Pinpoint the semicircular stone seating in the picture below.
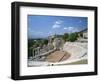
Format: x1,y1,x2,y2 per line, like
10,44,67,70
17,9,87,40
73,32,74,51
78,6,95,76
49,42,87,65
63,42,87,60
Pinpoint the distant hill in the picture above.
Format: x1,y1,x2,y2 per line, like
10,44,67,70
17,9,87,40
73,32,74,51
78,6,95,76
78,28,87,33
48,34,63,39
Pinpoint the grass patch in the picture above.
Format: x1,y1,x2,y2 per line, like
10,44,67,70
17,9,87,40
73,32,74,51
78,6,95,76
54,59,88,66
65,59,88,65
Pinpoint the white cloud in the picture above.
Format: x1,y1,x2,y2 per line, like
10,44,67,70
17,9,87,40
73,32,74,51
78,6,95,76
63,27,74,31
52,20,63,29
64,27,68,29
55,20,63,24
63,26,79,33
68,27,74,31
52,24,60,29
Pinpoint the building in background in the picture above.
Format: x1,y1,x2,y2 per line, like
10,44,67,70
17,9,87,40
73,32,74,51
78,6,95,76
77,28,88,42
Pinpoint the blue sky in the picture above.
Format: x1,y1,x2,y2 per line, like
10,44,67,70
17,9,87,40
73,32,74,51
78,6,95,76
28,15,87,39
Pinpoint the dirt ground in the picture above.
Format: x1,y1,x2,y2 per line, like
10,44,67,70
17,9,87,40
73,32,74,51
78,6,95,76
45,50,70,63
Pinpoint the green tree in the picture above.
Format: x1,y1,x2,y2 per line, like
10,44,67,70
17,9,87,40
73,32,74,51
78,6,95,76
68,33,78,42
62,33,69,42
28,40,36,48
43,39,48,45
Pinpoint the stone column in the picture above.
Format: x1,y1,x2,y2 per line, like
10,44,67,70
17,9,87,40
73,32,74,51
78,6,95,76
32,49,35,58
34,49,37,56
37,47,40,56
